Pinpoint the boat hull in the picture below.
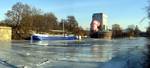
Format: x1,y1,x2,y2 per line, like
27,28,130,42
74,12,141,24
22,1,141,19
31,35,78,40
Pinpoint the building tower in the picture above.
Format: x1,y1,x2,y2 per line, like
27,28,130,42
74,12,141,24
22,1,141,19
90,13,108,32
90,13,112,38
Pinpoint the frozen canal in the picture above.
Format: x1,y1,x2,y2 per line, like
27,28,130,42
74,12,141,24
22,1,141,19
0,37,150,68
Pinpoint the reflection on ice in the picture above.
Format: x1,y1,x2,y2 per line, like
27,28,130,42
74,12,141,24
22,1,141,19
30,39,113,62
30,40,91,46
57,46,113,63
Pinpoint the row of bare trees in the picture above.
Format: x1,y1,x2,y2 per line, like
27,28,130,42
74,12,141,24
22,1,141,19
0,2,87,40
112,24,141,38
112,0,150,38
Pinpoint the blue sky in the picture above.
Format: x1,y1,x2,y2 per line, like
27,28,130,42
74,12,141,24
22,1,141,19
0,0,149,31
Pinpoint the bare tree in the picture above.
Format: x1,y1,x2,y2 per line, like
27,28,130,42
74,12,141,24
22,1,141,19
66,16,78,33
5,2,31,27
112,24,123,38
147,0,150,36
